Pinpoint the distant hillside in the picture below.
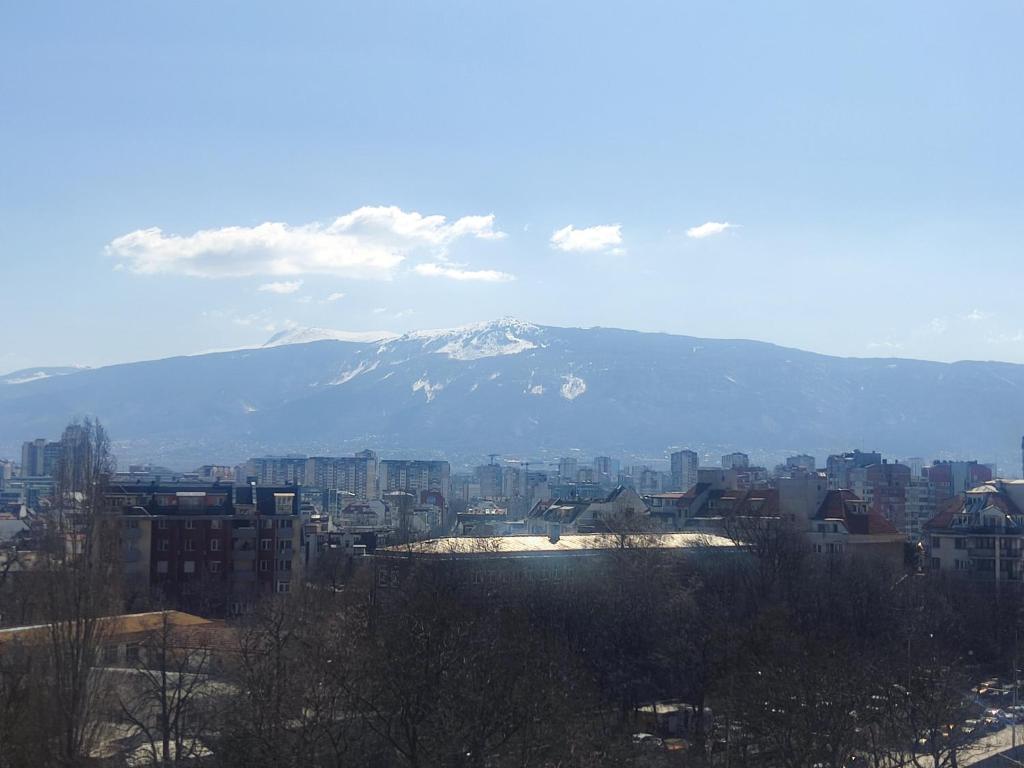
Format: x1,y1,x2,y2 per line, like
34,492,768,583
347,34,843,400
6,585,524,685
0,319,1020,471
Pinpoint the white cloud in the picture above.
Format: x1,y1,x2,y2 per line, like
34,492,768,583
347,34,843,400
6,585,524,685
108,205,506,280
550,224,623,253
325,292,346,302
413,263,515,282
686,221,736,239
257,280,303,294
986,330,1024,345
962,309,993,322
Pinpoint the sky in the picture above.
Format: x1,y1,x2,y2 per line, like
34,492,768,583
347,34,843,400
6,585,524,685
2,1,1024,371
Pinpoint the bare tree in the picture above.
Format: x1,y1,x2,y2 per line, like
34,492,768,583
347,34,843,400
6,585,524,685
35,418,122,766
117,611,216,765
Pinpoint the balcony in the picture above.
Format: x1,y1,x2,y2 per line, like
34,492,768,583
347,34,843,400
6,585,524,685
233,549,256,562
969,548,1022,560
232,526,257,537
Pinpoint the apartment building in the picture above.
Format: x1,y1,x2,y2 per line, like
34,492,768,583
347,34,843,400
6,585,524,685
305,451,378,500
670,450,699,492
380,459,450,501
926,480,1024,583
108,482,305,615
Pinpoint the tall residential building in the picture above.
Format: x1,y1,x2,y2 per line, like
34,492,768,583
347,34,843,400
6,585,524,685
593,457,618,487
904,457,925,478
475,462,503,499
20,439,46,477
106,483,305,615
670,450,699,491
924,460,993,503
785,454,816,473
721,452,749,470
245,456,308,486
557,457,579,482
0,459,14,486
849,461,912,535
905,477,937,541
380,460,451,501
305,451,378,500
826,450,882,490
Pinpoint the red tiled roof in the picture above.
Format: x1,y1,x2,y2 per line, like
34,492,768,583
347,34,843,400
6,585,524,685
847,512,900,535
813,489,861,521
815,490,900,536
924,495,965,531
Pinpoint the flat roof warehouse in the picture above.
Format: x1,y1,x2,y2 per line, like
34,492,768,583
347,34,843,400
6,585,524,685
377,532,737,559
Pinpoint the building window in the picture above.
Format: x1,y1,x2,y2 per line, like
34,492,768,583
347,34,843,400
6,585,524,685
185,520,195,530
183,561,195,574
278,540,292,552
157,519,168,530
209,561,222,573
259,560,270,572
278,559,292,571
156,560,168,574
930,537,941,549
158,539,169,552
211,519,222,529
262,519,273,529
260,539,272,551
276,581,290,594
278,519,293,530
930,557,941,570
184,540,196,552
210,539,221,552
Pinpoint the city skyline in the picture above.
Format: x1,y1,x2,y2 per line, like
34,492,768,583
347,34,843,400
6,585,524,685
4,2,1024,370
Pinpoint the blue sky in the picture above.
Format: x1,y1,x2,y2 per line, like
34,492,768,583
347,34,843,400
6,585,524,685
2,1,1023,371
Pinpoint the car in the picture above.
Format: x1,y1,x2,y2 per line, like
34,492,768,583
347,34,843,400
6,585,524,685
632,733,664,750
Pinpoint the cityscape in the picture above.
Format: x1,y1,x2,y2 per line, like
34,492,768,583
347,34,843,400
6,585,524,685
3,419,1024,764
4,0,1024,765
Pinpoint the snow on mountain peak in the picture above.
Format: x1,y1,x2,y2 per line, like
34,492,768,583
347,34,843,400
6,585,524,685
263,327,398,348
399,318,543,361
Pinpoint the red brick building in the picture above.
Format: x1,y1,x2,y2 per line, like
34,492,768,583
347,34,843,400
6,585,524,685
108,482,304,616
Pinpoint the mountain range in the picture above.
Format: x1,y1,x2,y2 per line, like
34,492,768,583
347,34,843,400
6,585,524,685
1,318,1022,472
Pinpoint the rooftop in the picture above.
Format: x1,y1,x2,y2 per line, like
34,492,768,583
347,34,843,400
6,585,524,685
379,532,736,557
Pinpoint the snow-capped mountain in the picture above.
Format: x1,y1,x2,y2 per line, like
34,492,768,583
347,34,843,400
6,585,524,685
262,327,398,347
396,318,544,361
0,318,1022,470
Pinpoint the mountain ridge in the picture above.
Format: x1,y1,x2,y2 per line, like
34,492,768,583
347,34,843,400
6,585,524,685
0,318,1020,471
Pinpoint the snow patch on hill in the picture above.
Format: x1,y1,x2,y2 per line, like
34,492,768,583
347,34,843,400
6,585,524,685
330,360,380,386
412,377,444,402
2,366,88,385
560,374,586,400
